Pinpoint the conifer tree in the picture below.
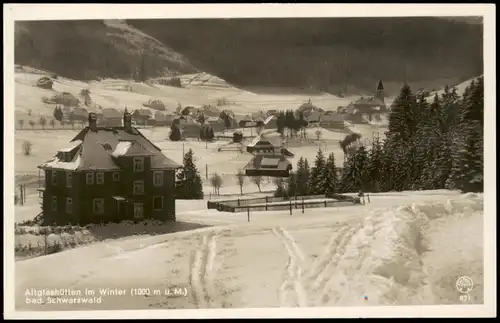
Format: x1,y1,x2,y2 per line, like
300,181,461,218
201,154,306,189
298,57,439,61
175,149,204,199
386,83,418,142
340,146,369,193
366,135,384,192
287,172,298,197
309,149,327,194
446,77,483,192
295,157,309,196
322,153,338,195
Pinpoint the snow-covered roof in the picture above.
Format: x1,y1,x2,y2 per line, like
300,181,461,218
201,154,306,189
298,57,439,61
111,141,132,157
40,155,83,171
38,125,182,171
58,140,82,153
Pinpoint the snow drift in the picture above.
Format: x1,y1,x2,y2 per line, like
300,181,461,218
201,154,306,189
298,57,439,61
307,193,483,306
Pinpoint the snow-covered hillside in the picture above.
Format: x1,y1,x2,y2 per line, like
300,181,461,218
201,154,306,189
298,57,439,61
15,191,484,310
428,75,483,98
14,68,354,123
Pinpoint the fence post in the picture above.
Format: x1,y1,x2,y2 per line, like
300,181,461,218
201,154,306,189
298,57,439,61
367,194,371,204
324,200,327,207
302,197,305,214
247,208,250,222
289,200,292,215
206,164,208,180
237,198,240,207
24,185,26,204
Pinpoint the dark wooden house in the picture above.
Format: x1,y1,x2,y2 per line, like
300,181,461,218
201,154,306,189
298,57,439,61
37,112,182,225
244,136,292,177
243,154,292,178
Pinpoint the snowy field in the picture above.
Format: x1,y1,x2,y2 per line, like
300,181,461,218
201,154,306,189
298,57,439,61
15,190,484,310
14,69,360,122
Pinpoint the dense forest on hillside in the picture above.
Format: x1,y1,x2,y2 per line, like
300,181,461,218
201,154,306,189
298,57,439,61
130,17,483,94
278,76,484,198
15,17,482,95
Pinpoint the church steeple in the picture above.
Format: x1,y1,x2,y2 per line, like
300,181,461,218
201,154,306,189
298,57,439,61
375,80,385,103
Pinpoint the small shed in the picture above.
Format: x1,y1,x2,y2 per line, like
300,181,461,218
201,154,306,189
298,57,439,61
36,77,54,90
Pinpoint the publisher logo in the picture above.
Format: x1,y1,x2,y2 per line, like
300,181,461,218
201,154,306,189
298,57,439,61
456,276,474,294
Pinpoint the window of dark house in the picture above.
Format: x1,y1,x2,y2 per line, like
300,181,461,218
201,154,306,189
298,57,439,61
153,196,163,210
133,203,144,220
93,198,104,215
51,171,57,186
86,172,94,185
133,157,144,172
133,180,145,195
96,172,105,185
66,172,72,188
153,171,163,186
66,197,73,214
51,196,58,211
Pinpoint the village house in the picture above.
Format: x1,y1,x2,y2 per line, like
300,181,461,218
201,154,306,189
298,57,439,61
263,115,278,130
202,105,221,118
244,137,292,177
266,109,278,117
68,107,89,124
181,120,202,139
154,112,170,127
99,108,122,127
304,110,322,124
319,111,345,130
144,99,166,112
173,115,187,127
37,112,182,225
345,80,389,124
205,116,225,133
132,109,153,125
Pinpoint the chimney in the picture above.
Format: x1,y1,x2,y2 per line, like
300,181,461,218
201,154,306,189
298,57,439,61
88,113,97,131
123,112,132,131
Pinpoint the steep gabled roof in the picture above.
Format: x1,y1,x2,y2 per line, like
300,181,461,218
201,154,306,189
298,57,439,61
243,154,291,171
377,80,384,91
39,126,182,171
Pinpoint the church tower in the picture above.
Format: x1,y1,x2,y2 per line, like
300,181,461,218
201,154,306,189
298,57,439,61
375,80,385,104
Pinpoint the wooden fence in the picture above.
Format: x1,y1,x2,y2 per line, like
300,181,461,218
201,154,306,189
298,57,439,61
207,193,360,213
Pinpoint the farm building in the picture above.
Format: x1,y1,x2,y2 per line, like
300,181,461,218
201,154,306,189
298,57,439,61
246,136,283,154
36,76,53,90
173,115,187,126
154,112,171,126
244,152,292,178
297,99,324,116
319,111,345,130
99,108,122,127
345,80,389,124
263,115,278,129
144,99,166,112
132,109,153,125
46,92,80,107
205,116,225,133
202,105,221,118
305,111,322,124
181,121,202,139
37,112,182,225
266,109,278,117
68,107,89,124
181,106,198,116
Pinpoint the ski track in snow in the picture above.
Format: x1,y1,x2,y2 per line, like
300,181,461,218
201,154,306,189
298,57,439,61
188,231,219,308
272,227,308,307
